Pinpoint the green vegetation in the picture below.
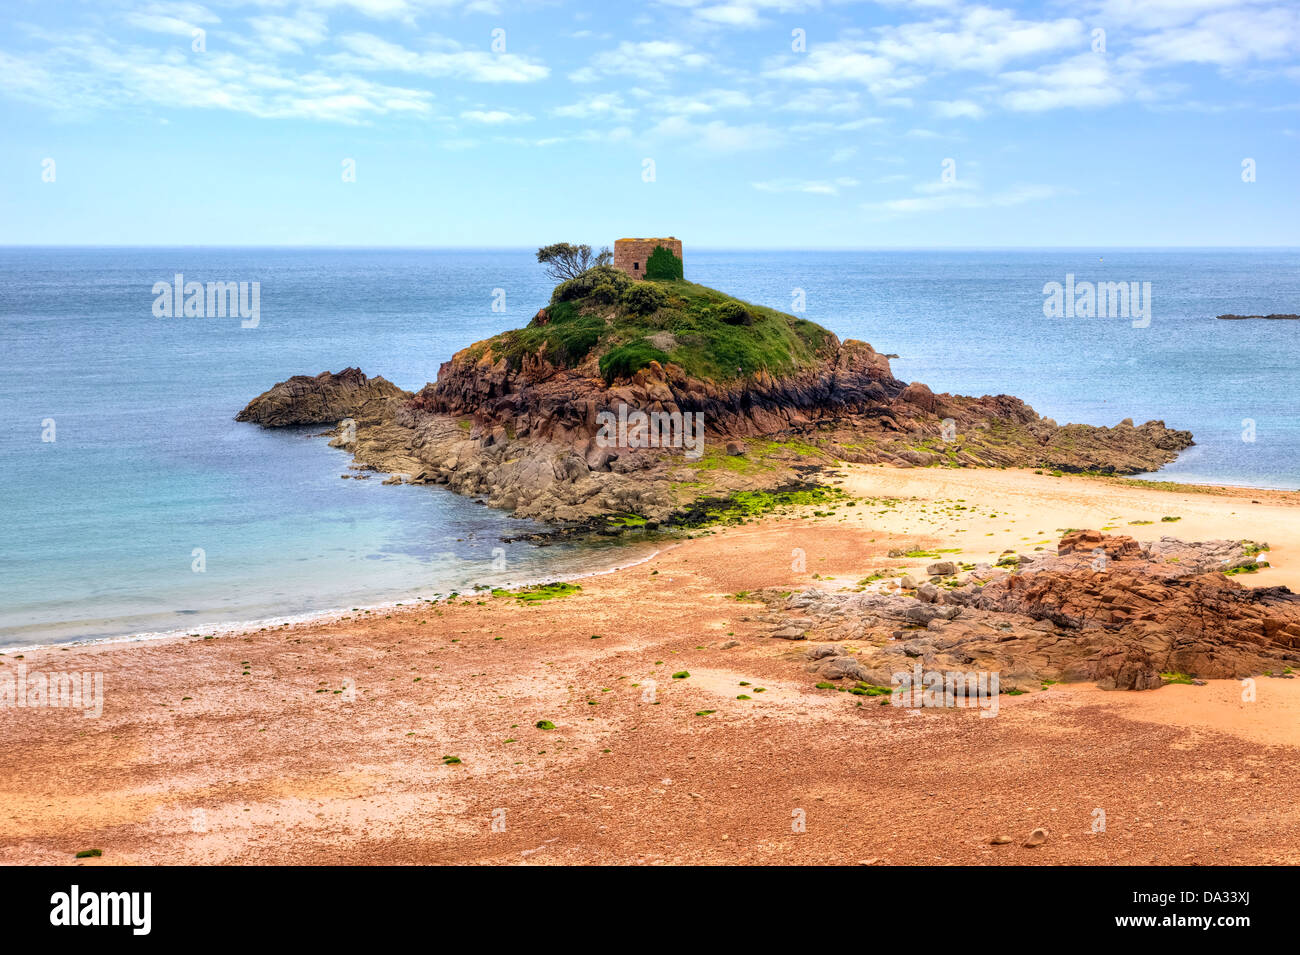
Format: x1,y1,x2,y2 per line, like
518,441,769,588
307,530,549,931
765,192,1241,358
672,671,690,679
644,244,684,280
712,300,752,326
1161,672,1195,685
599,339,670,382
468,269,835,384
535,720,556,730
536,242,612,281
75,848,103,858
605,513,647,528
620,282,668,316
492,582,581,604
677,485,847,528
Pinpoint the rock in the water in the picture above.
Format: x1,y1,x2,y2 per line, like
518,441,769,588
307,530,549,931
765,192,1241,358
236,368,408,427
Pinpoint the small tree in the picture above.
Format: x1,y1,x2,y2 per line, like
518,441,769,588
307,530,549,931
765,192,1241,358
536,243,612,281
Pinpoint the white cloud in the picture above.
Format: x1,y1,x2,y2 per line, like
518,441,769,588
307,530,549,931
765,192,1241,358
753,176,860,195
125,1,220,36
649,114,781,151
765,7,1085,96
999,53,1127,111
0,34,435,123
1123,7,1300,68
461,107,532,123
327,33,549,82
244,11,330,55
932,98,984,118
864,182,1062,216
552,92,634,120
570,40,709,83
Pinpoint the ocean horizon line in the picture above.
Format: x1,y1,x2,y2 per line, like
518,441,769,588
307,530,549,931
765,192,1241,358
3,244,1299,253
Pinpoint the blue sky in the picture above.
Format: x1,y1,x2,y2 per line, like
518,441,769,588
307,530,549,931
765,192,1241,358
2,0,1298,247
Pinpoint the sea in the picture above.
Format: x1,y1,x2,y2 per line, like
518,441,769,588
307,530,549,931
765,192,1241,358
2,247,1297,647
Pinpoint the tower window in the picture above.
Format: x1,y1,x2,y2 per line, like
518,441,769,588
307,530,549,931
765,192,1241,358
633,261,639,270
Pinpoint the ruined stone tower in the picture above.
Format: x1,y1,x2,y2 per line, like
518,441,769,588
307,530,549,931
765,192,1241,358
613,237,683,281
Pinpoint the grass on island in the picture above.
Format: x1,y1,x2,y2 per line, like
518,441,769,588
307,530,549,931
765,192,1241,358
459,266,835,385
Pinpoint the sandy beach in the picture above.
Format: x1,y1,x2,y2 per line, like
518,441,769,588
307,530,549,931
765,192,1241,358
4,466,1299,866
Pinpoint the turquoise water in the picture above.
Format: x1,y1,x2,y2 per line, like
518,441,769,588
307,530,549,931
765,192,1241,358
2,247,1297,646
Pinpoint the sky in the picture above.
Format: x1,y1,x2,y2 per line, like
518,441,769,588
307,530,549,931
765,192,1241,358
1,0,1298,248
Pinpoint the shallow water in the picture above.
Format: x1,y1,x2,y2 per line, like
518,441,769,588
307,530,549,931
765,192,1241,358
2,247,1296,646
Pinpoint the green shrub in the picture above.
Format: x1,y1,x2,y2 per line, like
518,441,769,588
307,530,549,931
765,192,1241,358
621,282,668,315
713,300,752,326
588,281,622,306
644,245,683,280
599,340,670,382
551,265,630,303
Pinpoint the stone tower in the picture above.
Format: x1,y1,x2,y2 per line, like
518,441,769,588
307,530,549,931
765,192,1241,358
613,237,683,281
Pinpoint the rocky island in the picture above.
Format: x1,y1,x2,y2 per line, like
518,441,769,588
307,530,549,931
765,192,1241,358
238,265,1193,532
229,263,1300,691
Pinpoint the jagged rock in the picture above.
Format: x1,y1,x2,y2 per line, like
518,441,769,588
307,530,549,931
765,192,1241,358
237,368,408,427
757,532,1300,690
927,561,958,577
817,656,872,681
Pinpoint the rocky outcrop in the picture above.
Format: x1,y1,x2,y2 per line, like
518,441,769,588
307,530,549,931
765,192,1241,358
410,337,904,445
236,368,409,428
767,532,1299,691
236,288,1192,526
408,335,1192,478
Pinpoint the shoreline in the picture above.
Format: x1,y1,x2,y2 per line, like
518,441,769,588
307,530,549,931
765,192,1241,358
4,464,1300,865
8,466,1297,656
1,539,675,657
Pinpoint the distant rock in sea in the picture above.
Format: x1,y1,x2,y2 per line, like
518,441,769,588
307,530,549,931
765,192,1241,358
1216,313,1300,320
